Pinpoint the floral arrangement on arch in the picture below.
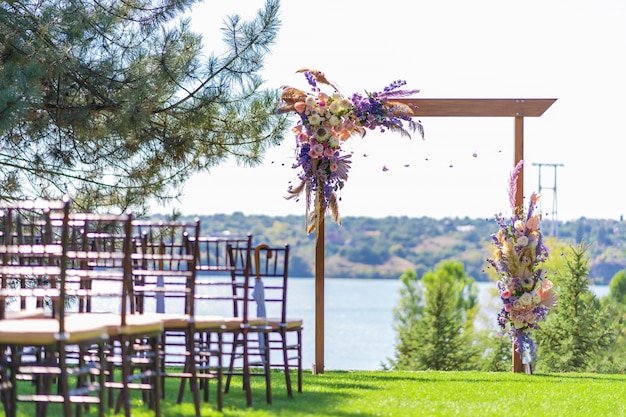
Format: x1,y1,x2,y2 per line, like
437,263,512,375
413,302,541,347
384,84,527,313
278,69,424,233
487,160,557,362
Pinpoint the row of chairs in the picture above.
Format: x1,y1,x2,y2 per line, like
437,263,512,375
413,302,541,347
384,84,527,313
0,198,303,417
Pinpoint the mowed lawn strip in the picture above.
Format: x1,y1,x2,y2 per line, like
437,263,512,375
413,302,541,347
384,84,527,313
2,370,625,416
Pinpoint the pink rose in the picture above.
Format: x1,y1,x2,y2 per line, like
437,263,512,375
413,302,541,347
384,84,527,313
526,215,540,231
308,143,324,158
294,101,306,113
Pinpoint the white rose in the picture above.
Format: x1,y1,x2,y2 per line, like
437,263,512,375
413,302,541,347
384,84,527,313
308,113,322,125
305,96,317,107
519,292,533,307
328,101,341,114
328,115,341,126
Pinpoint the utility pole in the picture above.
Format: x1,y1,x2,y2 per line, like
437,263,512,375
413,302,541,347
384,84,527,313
532,163,564,237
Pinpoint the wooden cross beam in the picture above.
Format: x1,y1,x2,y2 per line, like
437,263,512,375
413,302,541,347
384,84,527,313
395,98,556,117
313,98,557,374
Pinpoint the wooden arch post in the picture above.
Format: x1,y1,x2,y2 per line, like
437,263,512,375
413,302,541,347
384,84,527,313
311,98,556,374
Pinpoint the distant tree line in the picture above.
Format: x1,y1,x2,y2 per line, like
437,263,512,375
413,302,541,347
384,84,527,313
158,213,626,284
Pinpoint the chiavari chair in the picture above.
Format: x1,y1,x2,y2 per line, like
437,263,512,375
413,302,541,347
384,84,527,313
251,244,302,397
131,219,226,415
0,199,108,417
190,234,273,406
62,211,164,417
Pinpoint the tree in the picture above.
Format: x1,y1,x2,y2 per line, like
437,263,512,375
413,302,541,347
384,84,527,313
536,242,613,372
390,261,478,370
0,0,287,212
609,270,626,304
386,269,422,369
593,270,626,373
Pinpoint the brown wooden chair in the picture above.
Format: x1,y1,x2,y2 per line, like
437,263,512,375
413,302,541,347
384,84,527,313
63,211,164,417
189,234,272,406
0,199,108,417
221,239,272,406
131,219,226,415
251,244,303,397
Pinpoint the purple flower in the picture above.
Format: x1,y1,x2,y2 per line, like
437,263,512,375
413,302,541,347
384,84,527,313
286,71,421,221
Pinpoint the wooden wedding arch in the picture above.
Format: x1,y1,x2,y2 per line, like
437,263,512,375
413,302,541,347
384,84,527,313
312,98,557,374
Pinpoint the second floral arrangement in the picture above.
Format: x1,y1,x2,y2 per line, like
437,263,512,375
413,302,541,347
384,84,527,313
487,160,557,363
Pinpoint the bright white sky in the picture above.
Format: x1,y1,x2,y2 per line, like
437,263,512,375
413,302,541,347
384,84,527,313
154,0,626,222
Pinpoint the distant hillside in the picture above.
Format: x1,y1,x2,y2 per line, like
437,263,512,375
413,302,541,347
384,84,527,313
152,213,626,285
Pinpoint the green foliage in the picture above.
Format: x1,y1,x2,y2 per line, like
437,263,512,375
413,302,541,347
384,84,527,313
392,269,423,338
536,242,614,372
593,270,626,373
0,0,287,213
5,370,626,417
474,329,512,372
608,270,626,304
390,261,478,371
538,237,570,288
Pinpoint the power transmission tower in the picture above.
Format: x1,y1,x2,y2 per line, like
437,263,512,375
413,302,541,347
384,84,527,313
532,163,564,237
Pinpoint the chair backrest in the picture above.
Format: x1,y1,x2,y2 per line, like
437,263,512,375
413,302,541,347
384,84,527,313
63,211,133,320
130,219,200,317
226,239,256,321
0,199,70,326
191,234,253,318
253,244,290,323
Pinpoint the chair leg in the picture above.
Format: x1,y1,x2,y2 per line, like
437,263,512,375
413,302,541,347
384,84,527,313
118,336,132,417
0,353,9,417
105,346,115,410
187,329,201,417
263,333,272,405
281,331,293,398
216,333,223,411
8,348,18,417
97,341,106,417
297,329,303,393
151,335,162,417
242,330,253,407
223,331,241,394
197,332,209,403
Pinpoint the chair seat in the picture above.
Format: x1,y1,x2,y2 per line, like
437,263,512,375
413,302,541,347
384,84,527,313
3,308,46,320
0,317,108,345
267,317,303,330
194,314,227,330
66,313,163,336
140,312,189,329
139,312,225,331
222,316,267,330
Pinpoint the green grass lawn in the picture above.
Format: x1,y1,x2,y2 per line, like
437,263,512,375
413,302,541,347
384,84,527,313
3,370,626,416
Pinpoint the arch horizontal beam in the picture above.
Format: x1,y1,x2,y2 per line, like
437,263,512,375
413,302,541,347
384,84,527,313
395,98,557,117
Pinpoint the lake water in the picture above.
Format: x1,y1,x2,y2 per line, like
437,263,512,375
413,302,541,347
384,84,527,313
76,276,609,371
287,278,610,371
